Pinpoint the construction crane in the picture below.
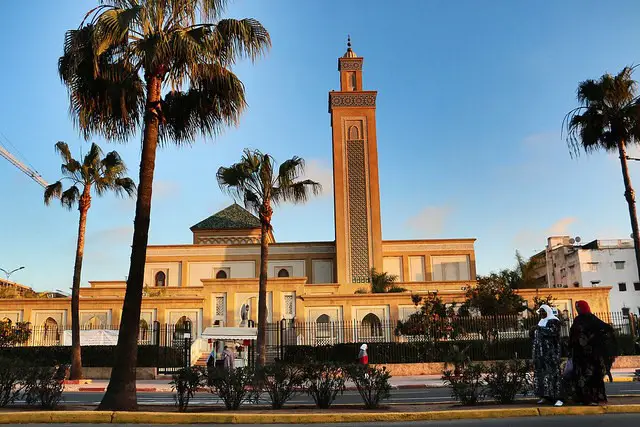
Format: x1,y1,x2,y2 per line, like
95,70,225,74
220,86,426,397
0,143,48,188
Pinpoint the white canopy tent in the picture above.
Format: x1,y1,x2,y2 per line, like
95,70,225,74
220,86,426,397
201,327,257,340
61,329,119,346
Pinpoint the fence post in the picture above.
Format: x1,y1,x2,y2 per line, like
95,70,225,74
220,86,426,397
279,319,286,362
184,320,192,368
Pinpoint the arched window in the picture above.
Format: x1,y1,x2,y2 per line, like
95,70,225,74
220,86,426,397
43,317,59,342
215,270,228,279
362,313,383,338
139,319,149,342
85,316,103,329
316,314,330,323
277,268,290,278
154,271,166,287
175,315,191,329
348,125,360,140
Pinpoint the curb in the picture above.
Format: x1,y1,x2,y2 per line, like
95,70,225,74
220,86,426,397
1,405,640,424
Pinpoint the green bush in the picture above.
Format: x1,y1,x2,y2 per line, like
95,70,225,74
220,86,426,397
344,364,392,409
284,339,534,364
0,358,23,407
207,367,255,410
0,345,184,367
171,367,204,412
303,363,346,409
255,363,305,409
484,360,533,404
442,362,485,405
22,366,65,409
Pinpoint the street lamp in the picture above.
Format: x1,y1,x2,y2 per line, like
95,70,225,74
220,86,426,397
0,266,25,281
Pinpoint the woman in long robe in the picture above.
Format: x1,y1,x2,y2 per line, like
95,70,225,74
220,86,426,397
531,304,562,405
567,300,617,405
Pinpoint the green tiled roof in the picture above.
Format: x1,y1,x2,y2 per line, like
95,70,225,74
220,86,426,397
190,204,261,230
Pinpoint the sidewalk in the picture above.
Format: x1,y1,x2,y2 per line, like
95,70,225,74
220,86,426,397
62,369,639,392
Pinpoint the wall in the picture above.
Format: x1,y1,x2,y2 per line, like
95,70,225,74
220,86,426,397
579,248,640,314
144,262,181,287
188,261,256,284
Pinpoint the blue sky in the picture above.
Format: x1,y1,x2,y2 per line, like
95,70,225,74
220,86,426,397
1,0,640,291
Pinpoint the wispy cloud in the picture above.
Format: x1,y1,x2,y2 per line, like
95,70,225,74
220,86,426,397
304,159,333,198
406,205,453,237
153,180,181,199
513,216,578,252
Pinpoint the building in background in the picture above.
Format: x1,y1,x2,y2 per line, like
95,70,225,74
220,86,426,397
531,236,640,314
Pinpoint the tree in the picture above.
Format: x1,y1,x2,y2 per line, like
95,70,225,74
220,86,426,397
44,141,135,380
217,149,321,366
0,320,31,347
368,268,407,293
58,1,270,410
395,293,460,340
461,271,527,316
565,67,640,280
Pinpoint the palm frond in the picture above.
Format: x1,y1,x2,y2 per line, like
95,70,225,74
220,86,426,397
209,18,271,65
274,180,322,205
277,156,305,188
60,186,81,210
160,64,246,144
54,141,74,164
44,181,63,205
114,177,137,197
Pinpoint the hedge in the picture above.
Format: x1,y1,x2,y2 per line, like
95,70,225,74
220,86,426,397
283,335,638,364
0,345,185,367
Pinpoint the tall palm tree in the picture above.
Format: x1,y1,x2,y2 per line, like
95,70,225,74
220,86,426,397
58,0,269,409
44,141,135,380
564,67,640,280
217,149,321,366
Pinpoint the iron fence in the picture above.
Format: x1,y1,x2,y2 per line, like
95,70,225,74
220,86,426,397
264,312,639,364
7,322,191,373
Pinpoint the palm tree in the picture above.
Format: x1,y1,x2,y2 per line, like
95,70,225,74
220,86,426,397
564,67,640,280
217,149,321,366
58,1,269,409
44,141,135,380
369,268,406,293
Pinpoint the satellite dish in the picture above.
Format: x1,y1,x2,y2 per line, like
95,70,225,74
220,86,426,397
575,236,581,243
569,238,575,244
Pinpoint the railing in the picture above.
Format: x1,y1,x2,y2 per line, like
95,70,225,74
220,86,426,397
263,312,639,364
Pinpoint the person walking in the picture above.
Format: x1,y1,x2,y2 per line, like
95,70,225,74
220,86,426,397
357,344,368,365
530,304,563,406
222,346,235,370
566,300,617,405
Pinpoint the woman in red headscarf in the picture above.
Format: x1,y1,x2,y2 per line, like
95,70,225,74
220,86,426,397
565,300,617,405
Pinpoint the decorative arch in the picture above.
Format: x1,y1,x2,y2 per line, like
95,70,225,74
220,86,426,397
216,270,228,279
348,125,360,140
277,268,290,278
316,314,330,323
362,313,383,338
175,315,191,329
84,316,103,329
139,319,149,341
43,317,59,341
154,271,166,287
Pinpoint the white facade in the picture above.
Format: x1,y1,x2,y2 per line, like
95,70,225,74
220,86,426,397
535,236,640,314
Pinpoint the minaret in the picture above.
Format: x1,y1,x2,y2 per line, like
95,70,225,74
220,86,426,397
329,37,383,284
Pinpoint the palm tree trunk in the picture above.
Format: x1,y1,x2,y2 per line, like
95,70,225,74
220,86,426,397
99,75,162,411
70,187,91,380
256,217,270,367
618,139,640,282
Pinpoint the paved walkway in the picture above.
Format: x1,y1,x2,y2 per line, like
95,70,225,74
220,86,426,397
62,368,639,392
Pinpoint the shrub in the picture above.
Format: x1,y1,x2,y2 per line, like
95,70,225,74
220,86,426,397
0,358,23,407
207,367,255,410
442,362,485,405
22,366,65,409
303,363,346,409
0,345,183,367
344,364,392,409
484,360,533,404
255,363,305,409
171,367,204,412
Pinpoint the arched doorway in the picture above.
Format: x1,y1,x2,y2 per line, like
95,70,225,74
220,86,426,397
43,317,59,344
315,314,335,345
84,316,103,329
361,313,383,341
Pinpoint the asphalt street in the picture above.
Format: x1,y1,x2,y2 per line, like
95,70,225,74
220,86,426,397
41,383,640,406
5,414,640,426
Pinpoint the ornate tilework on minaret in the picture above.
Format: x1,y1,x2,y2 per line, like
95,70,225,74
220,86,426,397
347,138,370,283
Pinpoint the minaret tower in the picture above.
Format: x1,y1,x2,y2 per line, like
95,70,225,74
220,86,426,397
329,37,383,284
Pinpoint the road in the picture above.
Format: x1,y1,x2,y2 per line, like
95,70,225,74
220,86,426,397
5,414,640,426
51,383,640,406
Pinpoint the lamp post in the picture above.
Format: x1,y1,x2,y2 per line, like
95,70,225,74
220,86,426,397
0,266,25,281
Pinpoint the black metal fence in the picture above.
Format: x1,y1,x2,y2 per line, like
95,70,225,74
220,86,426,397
264,312,640,364
10,322,191,374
